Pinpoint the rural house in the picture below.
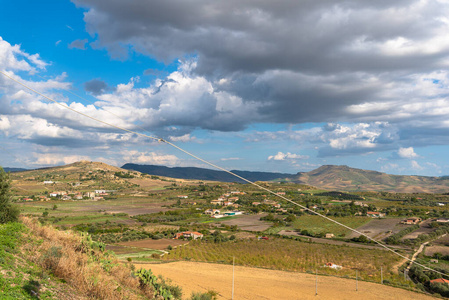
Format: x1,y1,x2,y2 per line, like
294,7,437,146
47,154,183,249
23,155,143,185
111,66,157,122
174,231,203,240
401,217,421,225
205,209,221,215
367,212,385,218
430,278,449,284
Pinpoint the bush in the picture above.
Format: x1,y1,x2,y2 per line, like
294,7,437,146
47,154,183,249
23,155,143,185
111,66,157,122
0,168,20,223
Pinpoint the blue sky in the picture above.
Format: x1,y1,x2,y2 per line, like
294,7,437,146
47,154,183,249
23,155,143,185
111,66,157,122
1,0,449,176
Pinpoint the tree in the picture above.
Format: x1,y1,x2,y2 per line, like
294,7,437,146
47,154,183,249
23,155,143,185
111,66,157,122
0,167,20,223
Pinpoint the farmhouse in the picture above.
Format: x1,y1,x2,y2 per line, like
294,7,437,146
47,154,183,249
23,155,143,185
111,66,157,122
174,231,203,240
205,209,221,215
430,278,449,284
325,233,335,239
210,199,223,205
367,212,385,218
401,217,421,225
177,195,188,199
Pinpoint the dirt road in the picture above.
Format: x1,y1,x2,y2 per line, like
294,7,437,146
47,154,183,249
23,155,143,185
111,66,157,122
135,261,435,300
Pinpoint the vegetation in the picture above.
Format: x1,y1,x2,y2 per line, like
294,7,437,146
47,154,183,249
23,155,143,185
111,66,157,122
292,215,370,237
0,167,20,223
162,238,410,286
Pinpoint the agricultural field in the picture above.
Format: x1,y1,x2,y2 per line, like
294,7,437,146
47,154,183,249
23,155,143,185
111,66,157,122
402,219,436,240
138,261,433,300
424,234,449,256
292,215,371,237
161,237,408,284
216,213,271,231
346,218,406,240
117,238,188,250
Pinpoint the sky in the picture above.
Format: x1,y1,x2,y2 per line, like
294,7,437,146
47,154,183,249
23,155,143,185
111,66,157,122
1,0,449,176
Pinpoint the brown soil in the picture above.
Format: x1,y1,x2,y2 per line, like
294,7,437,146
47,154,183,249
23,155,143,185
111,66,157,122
135,261,434,300
425,245,449,256
346,218,406,240
117,238,188,250
218,213,271,231
402,220,435,240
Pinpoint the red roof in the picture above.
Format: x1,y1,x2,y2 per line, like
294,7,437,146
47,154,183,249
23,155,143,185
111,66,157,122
430,278,449,284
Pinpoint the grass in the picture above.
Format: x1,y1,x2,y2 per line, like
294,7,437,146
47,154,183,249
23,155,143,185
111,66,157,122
0,222,63,299
293,215,371,237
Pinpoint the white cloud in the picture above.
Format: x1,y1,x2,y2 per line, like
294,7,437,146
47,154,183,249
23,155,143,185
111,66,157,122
411,160,423,170
268,152,308,161
398,147,419,159
220,157,241,161
32,153,91,166
169,134,195,143
122,150,179,166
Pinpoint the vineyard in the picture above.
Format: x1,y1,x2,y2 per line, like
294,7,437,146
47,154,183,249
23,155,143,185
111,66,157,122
162,238,412,287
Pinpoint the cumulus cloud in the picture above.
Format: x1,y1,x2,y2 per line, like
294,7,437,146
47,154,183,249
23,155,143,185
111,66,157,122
121,150,179,166
67,0,449,148
32,153,91,166
95,60,259,132
268,152,308,161
397,147,419,159
411,160,423,170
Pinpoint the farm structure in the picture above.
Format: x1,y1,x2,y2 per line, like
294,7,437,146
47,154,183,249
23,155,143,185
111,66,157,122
174,231,203,240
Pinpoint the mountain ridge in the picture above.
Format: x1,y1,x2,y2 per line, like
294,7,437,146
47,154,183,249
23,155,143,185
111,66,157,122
122,163,449,193
6,161,449,193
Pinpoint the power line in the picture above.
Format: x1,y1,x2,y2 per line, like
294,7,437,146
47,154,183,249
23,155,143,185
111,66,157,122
1,70,447,278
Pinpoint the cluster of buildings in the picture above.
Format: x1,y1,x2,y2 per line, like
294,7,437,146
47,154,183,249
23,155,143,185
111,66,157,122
23,190,115,202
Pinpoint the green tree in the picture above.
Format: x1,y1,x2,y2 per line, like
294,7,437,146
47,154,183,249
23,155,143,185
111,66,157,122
0,167,20,223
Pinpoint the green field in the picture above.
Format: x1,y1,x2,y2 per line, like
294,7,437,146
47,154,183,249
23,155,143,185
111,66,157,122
293,215,371,237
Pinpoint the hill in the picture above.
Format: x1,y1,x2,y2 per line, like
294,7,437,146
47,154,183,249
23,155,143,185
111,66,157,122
294,165,449,193
121,163,293,183
11,161,449,193
122,163,449,193
8,160,187,197
2,167,28,173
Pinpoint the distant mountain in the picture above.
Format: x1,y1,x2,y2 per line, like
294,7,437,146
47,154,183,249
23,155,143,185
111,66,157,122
122,163,449,193
2,167,28,173
121,163,294,183
293,165,449,193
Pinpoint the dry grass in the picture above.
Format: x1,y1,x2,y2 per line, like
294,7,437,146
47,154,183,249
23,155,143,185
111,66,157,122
20,216,150,300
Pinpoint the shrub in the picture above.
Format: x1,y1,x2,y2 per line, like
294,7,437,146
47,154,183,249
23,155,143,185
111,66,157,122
0,168,20,224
